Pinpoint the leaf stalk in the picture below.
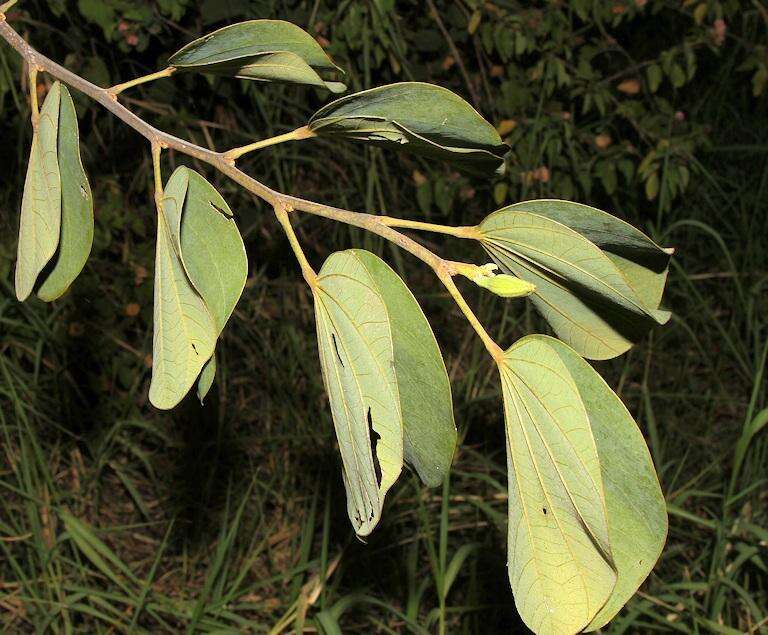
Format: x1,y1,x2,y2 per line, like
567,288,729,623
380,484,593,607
107,67,176,98
224,126,316,162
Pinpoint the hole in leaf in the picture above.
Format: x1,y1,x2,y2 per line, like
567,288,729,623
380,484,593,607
331,333,344,367
542,507,547,515
191,343,198,355
367,407,382,488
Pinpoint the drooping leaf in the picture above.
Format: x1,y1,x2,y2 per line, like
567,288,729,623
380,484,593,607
501,199,673,310
308,83,509,177
313,250,404,536
532,335,667,631
348,250,456,488
148,176,217,410
37,84,94,301
499,336,616,634
168,20,345,92
15,82,62,301
479,209,670,360
163,167,247,333
161,167,247,402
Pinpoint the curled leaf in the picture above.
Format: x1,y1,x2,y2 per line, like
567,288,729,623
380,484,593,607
169,20,345,92
308,82,509,177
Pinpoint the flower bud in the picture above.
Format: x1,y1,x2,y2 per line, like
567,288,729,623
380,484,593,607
474,273,536,298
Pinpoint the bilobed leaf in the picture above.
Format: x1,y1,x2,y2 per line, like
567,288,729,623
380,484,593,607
533,335,667,630
149,176,217,410
348,250,456,487
169,20,345,92
15,82,62,301
38,85,94,301
313,250,403,536
499,337,616,634
479,209,669,360
156,167,247,406
308,83,509,177
501,199,672,310
164,167,248,333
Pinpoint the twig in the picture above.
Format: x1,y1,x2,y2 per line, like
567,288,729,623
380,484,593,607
0,19,503,359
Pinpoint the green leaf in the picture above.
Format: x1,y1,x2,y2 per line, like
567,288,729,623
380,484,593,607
169,20,345,92
308,83,509,177
15,83,62,301
314,251,404,536
499,337,616,634
149,174,217,410
163,167,247,334
349,250,456,488
197,52,346,94
37,85,94,301
500,199,673,311
479,208,670,360
531,336,666,631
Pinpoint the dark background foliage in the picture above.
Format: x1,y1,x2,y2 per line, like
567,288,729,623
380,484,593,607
1,0,766,632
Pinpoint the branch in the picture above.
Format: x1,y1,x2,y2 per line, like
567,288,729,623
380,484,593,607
0,18,503,361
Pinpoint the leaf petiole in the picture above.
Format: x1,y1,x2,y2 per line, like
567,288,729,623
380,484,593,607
377,217,479,238
224,126,316,162
107,67,176,98
0,0,18,16
274,204,317,287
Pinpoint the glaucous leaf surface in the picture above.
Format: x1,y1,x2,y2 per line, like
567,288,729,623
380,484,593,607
479,209,669,360
149,175,217,410
37,84,94,301
501,199,673,311
531,336,667,630
499,336,616,634
169,20,345,92
313,250,403,536
308,83,508,176
348,250,456,488
15,82,62,301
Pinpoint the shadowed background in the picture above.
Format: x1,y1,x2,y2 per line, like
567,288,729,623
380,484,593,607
1,1,766,632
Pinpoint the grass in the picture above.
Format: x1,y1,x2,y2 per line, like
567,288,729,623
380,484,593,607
1,2,767,633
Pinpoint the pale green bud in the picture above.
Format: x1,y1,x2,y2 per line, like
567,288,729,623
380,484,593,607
474,273,535,298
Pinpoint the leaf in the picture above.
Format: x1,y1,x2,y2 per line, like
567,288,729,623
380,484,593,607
499,337,616,634
199,52,346,93
531,336,667,630
478,208,670,360
164,167,247,334
197,355,216,404
37,84,94,301
308,83,509,177
168,20,345,92
149,174,217,410
500,199,672,310
349,250,456,488
313,250,404,536
15,83,62,301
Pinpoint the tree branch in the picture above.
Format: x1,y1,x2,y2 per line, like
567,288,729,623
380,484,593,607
0,18,503,360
